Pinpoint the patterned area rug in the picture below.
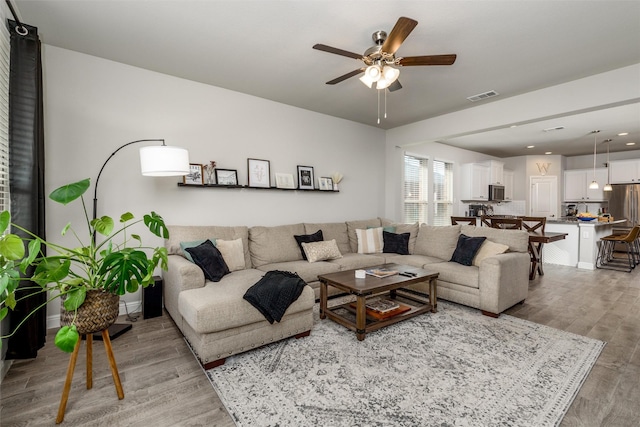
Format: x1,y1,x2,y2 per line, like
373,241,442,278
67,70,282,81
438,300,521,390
205,301,604,427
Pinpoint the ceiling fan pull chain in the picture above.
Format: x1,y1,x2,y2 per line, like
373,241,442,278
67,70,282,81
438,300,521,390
384,89,388,119
377,89,381,124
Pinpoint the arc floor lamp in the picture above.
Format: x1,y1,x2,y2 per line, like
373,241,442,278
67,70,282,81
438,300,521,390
93,139,190,339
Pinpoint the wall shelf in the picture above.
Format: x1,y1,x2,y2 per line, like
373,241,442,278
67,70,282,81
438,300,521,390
177,183,338,192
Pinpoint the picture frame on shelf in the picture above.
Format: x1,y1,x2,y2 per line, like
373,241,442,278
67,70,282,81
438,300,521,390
319,177,333,191
275,173,295,189
248,158,271,188
215,168,238,186
297,165,315,190
184,163,204,185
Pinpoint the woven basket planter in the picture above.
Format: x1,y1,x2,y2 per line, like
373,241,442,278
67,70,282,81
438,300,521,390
60,289,120,335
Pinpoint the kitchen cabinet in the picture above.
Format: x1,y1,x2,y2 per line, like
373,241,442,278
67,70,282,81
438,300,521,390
461,163,489,200
609,159,640,183
564,168,608,201
503,169,514,200
485,160,504,185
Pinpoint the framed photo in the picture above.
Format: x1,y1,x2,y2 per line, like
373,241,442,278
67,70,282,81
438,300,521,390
297,165,315,190
247,158,271,188
275,173,295,189
184,163,204,185
215,168,238,186
319,177,333,191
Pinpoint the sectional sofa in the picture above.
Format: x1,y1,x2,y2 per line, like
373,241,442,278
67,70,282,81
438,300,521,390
163,218,530,369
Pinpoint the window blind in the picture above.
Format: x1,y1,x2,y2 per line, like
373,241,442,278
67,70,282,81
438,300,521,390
0,17,9,214
404,154,429,223
433,160,454,226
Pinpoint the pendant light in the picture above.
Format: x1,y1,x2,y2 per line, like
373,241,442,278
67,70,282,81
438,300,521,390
603,138,613,192
588,130,600,190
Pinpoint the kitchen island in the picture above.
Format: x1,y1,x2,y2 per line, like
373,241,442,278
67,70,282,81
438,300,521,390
544,219,627,269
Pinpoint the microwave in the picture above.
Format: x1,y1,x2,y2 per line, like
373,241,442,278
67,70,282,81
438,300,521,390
488,184,505,201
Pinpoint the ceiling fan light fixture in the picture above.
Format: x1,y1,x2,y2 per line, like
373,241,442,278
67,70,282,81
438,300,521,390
365,64,381,81
376,65,400,90
359,74,375,88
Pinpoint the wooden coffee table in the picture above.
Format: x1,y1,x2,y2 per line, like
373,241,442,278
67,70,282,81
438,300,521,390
318,264,438,341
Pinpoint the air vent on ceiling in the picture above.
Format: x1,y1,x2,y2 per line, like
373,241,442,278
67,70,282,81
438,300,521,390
467,90,499,102
543,126,565,132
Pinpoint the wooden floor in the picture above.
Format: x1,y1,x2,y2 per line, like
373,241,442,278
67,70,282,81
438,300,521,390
1,263,639,426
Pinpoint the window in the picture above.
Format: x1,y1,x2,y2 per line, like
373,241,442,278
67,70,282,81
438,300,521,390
403,154,428,223
0,17,9,213
433,160,454,226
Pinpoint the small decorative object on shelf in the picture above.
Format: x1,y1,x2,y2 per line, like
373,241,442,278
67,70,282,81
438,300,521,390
319,176,333,191
215,168,238,186
297,165,315,190
331,172,343,191
184,163,204,185
203,161,216,185
275,172,295,189
248,158,271,188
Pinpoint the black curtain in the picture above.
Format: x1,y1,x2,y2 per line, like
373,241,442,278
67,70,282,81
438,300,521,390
6,20,46,359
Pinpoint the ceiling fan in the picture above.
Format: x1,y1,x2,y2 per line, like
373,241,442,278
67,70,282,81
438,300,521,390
313,16,457,92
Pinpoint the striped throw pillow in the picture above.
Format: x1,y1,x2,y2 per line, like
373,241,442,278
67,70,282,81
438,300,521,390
356,227,384,254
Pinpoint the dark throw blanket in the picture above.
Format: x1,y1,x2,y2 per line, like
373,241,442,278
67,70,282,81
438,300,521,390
243,270,307,324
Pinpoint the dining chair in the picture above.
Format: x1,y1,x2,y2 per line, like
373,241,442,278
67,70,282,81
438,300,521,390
489,218,522,230
451,216,477,226
519,216,546,234
480,215,492,227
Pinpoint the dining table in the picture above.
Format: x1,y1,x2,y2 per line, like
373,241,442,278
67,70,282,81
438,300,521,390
527,231,568,280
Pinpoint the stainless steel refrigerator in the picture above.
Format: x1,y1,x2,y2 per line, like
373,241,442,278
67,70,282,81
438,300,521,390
606,183,640,229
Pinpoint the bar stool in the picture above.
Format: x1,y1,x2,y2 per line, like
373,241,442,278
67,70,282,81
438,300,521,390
596,225,640,272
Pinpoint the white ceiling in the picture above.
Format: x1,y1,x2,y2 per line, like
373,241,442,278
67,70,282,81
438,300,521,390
13,0,640,157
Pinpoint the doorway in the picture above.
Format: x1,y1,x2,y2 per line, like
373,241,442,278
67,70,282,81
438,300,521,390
530,176,558,217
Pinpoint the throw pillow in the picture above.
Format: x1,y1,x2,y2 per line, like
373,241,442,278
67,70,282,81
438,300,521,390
180,238,216,263
216,238,245,272
368,225,397,233
382,231,410,255
301,239,343,262
185,240,230,282
356,227,384,254
450,234,487,266
294,229,324,260
472,240,510,267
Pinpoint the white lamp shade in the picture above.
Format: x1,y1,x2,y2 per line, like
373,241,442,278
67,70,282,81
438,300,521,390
365,65,381,81
359,74,375,88
139,145,190,176
603,183,613,191
589,180,599,190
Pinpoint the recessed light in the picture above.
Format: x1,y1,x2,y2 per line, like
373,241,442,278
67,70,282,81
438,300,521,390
526,145,535,149
626,142,636,146
545,152,552,155
618,132,629,136
510,125,517,128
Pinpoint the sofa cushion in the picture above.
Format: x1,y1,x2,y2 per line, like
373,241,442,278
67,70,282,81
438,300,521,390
216,238,245,272
346,218,382,253
431,262,480,289
356,227,384,254
249,223,306,267
327,253,386,270
304,222,351,254
294,229,324,260
381,220,419,254
450,234,486,266
256,260,340,284
166,225,250,268
473,240,509,266
302,239,342,262
185,240,230,282
414,224,461,260
383,231,410,255
383,254,444,268
460,225,529,253
178,269,313,334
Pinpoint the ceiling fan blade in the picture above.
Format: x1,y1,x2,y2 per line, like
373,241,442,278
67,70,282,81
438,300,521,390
326,68,365,85
398,54,457,66
388,80,402,92
381,17,418,55
313,44,363,60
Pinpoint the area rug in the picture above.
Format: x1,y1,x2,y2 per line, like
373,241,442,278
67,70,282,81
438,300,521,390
205,301,604,427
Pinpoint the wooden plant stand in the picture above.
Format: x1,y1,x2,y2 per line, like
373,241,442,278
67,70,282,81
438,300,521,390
56,329,124,424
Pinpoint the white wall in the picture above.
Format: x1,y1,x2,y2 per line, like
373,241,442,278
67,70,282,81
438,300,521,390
42,46,385,323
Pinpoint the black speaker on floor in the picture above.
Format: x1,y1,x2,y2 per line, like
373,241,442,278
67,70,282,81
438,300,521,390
143,276,163,319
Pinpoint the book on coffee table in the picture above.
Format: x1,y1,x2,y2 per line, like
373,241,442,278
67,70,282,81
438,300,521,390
365,268,398,278
365,298,400,313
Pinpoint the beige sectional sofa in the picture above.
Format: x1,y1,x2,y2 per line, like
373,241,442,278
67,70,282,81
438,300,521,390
163,218,530,369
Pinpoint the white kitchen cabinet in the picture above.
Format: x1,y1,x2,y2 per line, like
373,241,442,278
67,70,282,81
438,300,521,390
461,163,490,200
485,160,504,185
503,169,514,200
564,168,608,201
609,159,640,183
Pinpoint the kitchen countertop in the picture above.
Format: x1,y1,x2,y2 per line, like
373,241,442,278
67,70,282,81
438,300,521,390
547,218,627,226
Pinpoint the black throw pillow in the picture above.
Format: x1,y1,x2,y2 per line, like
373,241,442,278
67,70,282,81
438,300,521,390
382,231,410,255
294,229,323,260
450,234,487,266
185,240,230,282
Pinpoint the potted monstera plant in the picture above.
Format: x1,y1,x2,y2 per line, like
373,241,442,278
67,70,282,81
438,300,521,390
0,178,169,352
